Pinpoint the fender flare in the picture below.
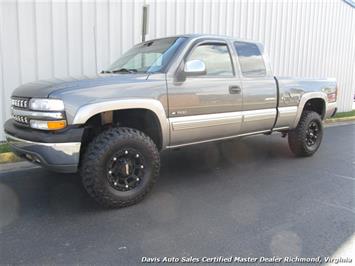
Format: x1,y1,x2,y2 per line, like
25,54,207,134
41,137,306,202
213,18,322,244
72,98,169,149
292,92,327,128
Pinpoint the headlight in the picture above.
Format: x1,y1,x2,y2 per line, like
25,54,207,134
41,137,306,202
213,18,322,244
29,98,65,111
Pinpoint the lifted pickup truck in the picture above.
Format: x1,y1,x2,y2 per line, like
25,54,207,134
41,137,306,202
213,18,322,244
4,34,337,208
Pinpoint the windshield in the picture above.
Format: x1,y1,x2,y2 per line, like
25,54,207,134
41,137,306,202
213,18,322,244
106,37,186,74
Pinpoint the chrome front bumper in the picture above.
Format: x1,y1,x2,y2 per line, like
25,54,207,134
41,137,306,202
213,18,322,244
6,133,81,173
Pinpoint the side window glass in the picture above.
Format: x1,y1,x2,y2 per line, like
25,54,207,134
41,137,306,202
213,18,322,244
234,41,266,77
187,44,233,76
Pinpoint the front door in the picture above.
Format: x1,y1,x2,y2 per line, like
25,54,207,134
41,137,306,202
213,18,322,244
167,41,243,146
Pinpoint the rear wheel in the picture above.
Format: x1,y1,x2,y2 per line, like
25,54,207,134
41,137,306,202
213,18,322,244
80,127,160,208
288,111,323,157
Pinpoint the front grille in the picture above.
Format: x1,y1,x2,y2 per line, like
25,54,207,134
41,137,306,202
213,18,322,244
11,97,30,109
12,115,29,125
11,97,30,126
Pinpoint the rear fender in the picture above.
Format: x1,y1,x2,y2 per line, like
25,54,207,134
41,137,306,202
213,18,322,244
292,92,327,128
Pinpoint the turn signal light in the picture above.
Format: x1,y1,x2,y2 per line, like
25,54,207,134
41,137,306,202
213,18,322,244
30,120,67,130
47,120,67,130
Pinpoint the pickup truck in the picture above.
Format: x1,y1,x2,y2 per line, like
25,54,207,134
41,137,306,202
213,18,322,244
4,34,337,208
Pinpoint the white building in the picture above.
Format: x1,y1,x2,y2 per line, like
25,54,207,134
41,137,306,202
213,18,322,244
0,0,354,140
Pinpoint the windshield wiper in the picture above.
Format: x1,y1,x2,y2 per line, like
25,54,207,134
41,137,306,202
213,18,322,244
104,68,138,74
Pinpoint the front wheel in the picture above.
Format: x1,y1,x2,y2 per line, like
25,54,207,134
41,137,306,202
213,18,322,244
288,111,323,157
80,127,160,208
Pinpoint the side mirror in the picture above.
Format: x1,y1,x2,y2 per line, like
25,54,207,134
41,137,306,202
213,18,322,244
184,60,206,76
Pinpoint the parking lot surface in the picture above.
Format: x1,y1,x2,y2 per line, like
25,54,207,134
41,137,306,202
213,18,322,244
0,124,354,264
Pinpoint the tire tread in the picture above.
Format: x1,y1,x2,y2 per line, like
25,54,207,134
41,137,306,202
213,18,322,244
288,111,323,157
80,127,160,208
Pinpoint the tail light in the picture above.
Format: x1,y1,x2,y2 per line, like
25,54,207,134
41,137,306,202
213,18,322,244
326,86,337,103
327,91,337,102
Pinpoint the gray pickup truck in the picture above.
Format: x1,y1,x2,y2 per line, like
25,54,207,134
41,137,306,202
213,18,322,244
4,34,337,208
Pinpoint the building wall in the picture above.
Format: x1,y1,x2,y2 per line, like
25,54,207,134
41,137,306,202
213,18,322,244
0,0,354,140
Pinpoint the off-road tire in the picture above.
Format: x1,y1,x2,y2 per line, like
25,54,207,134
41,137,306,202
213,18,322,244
80,127,160,208
288,111,323,157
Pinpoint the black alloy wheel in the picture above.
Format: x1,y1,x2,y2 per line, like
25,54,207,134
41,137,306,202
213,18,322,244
106,148,145,192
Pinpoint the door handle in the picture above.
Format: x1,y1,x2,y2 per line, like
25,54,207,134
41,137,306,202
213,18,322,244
229,85,241,94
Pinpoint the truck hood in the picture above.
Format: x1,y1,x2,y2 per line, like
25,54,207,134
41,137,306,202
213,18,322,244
12,74,149,98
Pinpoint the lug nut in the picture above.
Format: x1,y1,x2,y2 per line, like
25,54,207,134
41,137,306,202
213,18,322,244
108,170,112,174
140,165,144,169
113,157,117,161
125,150,128,154
136,154,139,158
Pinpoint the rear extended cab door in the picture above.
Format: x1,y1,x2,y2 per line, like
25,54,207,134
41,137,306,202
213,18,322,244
233,41,278,133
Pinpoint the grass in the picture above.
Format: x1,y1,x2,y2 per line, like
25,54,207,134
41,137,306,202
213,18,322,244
0,143,11,153
332,110,355,119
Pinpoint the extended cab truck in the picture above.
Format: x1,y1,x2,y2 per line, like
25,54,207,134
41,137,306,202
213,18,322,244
4,34,337,208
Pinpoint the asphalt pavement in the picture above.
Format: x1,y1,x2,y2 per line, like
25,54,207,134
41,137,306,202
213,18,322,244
0,124,354,265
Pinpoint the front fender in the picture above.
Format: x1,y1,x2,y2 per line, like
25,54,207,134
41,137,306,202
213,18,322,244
72,98,169,149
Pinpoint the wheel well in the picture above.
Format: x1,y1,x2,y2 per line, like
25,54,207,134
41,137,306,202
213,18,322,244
303,98,326,119
80,109,163,157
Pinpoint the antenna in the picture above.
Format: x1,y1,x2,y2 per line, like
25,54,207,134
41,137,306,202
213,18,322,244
142,5,149,42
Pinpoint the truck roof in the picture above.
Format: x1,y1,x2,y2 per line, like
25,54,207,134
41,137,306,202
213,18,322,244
143,34,263,46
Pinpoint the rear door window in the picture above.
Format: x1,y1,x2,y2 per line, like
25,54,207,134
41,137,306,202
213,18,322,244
234,41,266,77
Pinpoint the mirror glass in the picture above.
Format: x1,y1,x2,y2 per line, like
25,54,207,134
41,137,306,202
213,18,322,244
184,59,206,74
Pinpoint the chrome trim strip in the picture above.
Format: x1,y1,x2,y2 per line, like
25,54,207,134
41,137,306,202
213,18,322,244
169,109,276,145
170,109,277,131
11,107,64,120
6,133,80,148
167,130,271,149
171,112,242,131
242,108,276,122
274,106,298,128
169,109,282,146
278,106,298,114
